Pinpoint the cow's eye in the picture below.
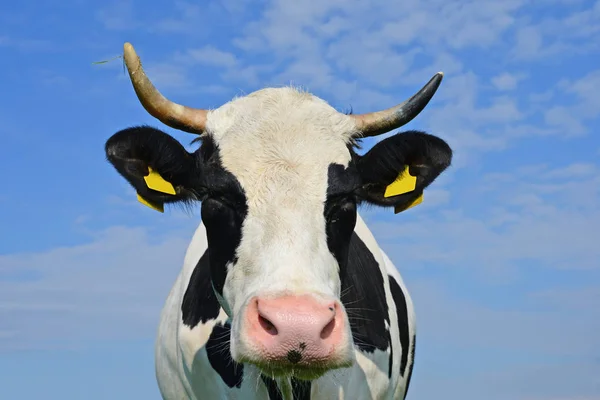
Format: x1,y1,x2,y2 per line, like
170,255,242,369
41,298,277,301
201,197,233,220
326,197,356,222
201,193,236,209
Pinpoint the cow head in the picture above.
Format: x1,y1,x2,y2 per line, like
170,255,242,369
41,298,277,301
105,43,452,380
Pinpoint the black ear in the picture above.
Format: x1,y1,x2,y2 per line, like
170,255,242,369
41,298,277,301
105,125,200,207
356,130,452,211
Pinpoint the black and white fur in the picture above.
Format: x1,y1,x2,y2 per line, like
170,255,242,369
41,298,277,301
105,86,452,399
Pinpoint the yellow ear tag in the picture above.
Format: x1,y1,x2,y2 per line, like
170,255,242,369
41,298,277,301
384,166,423,214
143,167,176,195
384,165,417,198
136,193,164,213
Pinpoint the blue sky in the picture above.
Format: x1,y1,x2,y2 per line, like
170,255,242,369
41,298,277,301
1,0,599,398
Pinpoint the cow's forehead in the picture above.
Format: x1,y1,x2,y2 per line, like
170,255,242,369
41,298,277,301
204,87,358,208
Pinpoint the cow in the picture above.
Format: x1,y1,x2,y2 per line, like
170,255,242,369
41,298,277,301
104,42,452,400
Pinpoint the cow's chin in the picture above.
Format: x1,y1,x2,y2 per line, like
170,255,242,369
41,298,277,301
229,321,355,380
246,359,354,381
232,347,355,381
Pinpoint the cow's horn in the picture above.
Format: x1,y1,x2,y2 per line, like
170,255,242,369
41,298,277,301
351,72,443,138
122,42,207,134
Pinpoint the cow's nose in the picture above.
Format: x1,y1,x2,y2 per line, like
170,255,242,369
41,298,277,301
244,295,344,364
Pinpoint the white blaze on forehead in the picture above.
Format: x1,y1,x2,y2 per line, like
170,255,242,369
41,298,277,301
204,87,359,304
205,87,358,202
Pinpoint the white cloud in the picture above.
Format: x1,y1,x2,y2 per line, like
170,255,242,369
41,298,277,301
491,72,522,91
541,162,597,179
370,161,600,278
0,224,196,350
230,0,526,88
535,68,600,137
544,105,588,136
144,63,190,90
0,35,56,52
218,0,528,113
513,26,544,60
562,69,600,119
510,2,600,61
185,46,238,69
152,1,206,34
100,0,598,165
410,278,599,357
528,285,600,311
95,0,138,31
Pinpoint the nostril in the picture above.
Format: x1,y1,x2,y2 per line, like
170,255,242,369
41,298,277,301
326,302,337,313
258,315,278,335
320,316,335,340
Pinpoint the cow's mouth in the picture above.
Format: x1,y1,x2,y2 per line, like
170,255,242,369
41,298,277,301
247,358,354,381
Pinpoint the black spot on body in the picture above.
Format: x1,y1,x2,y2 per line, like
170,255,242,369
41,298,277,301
388,338,394,378
341,234,391,354
261,375,283,400
389,275,410,377
404,335,416,396
260,376,311,400
205,322,244,388
291,378,311,400
181,251,220,328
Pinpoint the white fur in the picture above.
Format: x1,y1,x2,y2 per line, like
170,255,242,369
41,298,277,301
154,87,416,399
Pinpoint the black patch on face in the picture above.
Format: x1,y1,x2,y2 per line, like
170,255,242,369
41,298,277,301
389,275,411,377
324,164,360,275
261,375,283,400
205,321,244,388
327,163,361,197
291,378,311,400
107,129,248,315
181,251,221,328
197,137,249,296
201,196,246,295
324,163,391,355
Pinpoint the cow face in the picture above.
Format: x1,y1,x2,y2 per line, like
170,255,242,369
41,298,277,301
105,87,451,379
105,43,452,381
